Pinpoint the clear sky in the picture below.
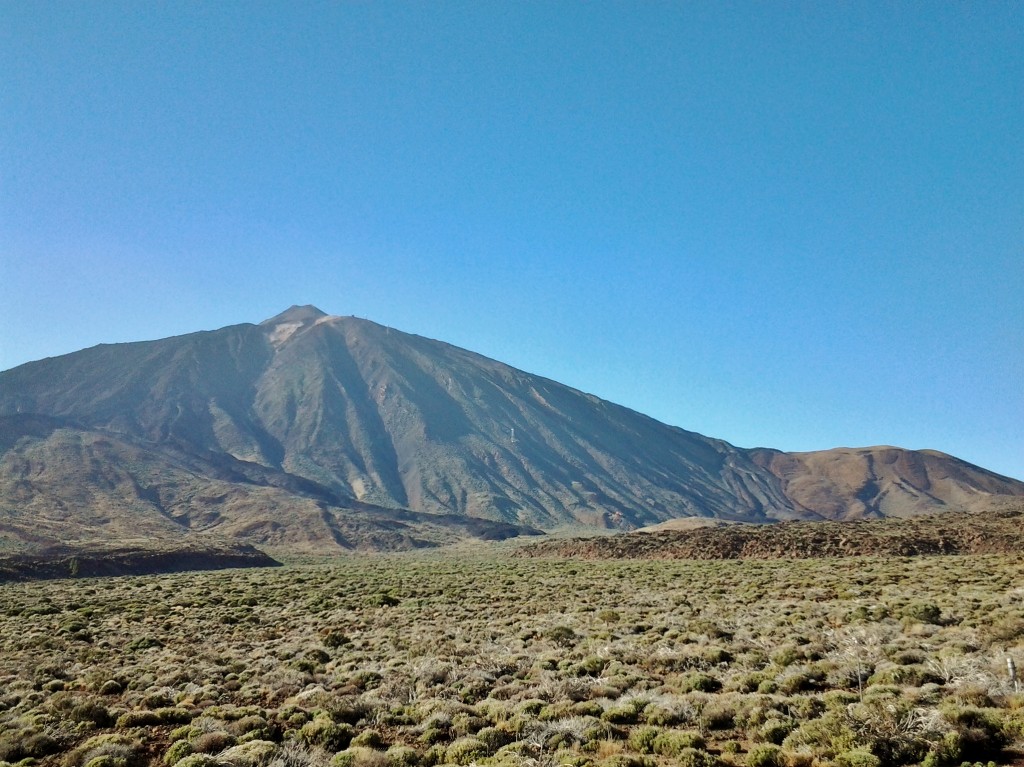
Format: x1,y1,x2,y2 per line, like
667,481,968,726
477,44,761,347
2,2,1022,480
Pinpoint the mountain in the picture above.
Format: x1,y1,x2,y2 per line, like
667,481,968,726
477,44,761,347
1,305,1021,552
748,446,1023,520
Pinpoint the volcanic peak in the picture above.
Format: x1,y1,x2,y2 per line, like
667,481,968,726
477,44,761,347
259,305,329,326
259,305,339,348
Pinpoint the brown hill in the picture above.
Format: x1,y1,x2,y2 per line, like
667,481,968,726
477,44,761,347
749,446,1019,519
515,501,1024,560
1,305,1021,553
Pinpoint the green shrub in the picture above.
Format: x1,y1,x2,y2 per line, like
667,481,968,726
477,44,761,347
70,700,113,726
0,731,58,763
350,730,385,750
219,741,278,767
626,726,660,754
67,735,142,767
579,656,609,675
833,750,881,767
126,636,164,651
770,647,801,667
545,626,578,647
385,746,419,767
115,711,162,728
174,756,222,767
940,706,1010,756
597,755,649,767
701,647,732,665
777,670,819,694
164,741,194,766
322,631,351,648
679,673,721,693
745,745,783,767
141,691,174,709
675,748,719,767
601,699,647,724
156,708,195,725
475,727,513,753
298,718,354,751
333,748,380,767
902,602,941,624
444,737,487,765
756,719,794,745
229,715,272,739
650,730,705,756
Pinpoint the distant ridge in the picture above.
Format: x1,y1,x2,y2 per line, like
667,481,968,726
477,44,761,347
0,306,1021,552
514,503,1024,560
0,543,281,583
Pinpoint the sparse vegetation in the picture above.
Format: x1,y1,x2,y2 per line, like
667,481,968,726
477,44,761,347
1,551,1023,765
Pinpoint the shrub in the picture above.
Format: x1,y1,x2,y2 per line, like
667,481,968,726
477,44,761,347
333,748,391,767
679,673,721,693
141,691,175,709
164,741,194,766
298,718,354,751
115,710,162,728
385,746,419,767
70,700,114,726
597,756,649,767
475,727,514,753
350,730,385,750
770,647,801,667
675,748,719,767
444,737,487,765
192,732,236,755
745,745,783,767
580,656,609,675
323,631,351,649
650,730,705,756
833,751,881,767
174,756,223,767
219,740,278,767
756,720,794,746
940,706,1010,756
626,726,659,754
69,735,143,767
229,715,272,739
546,626,578,648
99,680,124,695
777,670,819,694
0,730,59,763
902,602,941,624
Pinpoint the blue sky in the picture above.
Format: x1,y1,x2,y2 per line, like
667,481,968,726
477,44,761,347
2,2,1022,480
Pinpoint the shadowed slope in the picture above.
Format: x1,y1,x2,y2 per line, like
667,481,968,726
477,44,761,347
0,414,540,553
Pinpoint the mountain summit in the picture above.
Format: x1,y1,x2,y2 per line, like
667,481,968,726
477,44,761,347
260,304,329,325
1,308,1021,551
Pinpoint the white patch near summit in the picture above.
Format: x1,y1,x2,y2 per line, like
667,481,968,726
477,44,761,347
268,322,304,348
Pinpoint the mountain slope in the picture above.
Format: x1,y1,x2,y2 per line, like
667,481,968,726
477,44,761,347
0,414,540,552
749,446,1021,519
1,305,1021,550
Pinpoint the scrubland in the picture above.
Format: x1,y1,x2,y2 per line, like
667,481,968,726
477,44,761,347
1,553,1022,767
